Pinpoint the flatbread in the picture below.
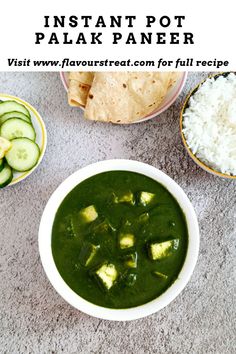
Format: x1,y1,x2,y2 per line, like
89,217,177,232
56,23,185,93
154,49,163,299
68,72,94,107
168,72,181,88
84,72,175,123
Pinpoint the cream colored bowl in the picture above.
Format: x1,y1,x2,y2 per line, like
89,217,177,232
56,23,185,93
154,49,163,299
180,72,236,179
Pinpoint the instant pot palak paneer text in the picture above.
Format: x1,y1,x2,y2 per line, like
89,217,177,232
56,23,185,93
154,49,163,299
52,171,188,309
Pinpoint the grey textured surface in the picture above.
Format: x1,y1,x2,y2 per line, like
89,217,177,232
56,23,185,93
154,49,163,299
0,72,235,354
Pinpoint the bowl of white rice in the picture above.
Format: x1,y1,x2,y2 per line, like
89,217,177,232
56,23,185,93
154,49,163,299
180,72,236,179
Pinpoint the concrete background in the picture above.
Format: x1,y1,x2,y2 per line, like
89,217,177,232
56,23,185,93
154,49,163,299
0,72,235,354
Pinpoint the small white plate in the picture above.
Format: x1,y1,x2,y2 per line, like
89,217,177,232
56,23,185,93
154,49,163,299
0,94,47,186
60,72,187,123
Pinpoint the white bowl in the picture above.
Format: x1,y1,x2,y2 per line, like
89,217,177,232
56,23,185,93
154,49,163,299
38,160,199,321
60,72,187,123
0,93,47,186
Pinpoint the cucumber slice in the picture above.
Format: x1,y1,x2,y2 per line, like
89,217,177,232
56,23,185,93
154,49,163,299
0,118,36,141
0,111,31,125
0,100,30,118
5,138,40,172
0,158,4,172
0,164,13,188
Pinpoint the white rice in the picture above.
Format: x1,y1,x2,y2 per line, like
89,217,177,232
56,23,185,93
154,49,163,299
182,73,236,176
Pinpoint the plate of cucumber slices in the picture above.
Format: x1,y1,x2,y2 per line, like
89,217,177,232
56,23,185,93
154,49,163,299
0,94,47,188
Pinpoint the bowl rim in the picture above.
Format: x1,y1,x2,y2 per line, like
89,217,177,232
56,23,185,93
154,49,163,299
38,159,199,321
180,72,236,179
0,93,47,186
140,72,187,122
60,72,188,124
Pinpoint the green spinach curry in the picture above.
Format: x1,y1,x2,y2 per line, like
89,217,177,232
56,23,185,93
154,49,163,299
52,171,188,309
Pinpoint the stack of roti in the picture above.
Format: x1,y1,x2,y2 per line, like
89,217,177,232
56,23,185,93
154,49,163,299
68,72,179,124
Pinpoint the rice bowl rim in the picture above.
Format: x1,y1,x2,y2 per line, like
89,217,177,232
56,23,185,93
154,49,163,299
180,72,236,179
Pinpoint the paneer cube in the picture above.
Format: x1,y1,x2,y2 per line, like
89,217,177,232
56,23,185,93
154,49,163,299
139,191,155,206
95,263,118,290
80,205,98,223
149,239,179,260
119,233,135,249
114,191,135,205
